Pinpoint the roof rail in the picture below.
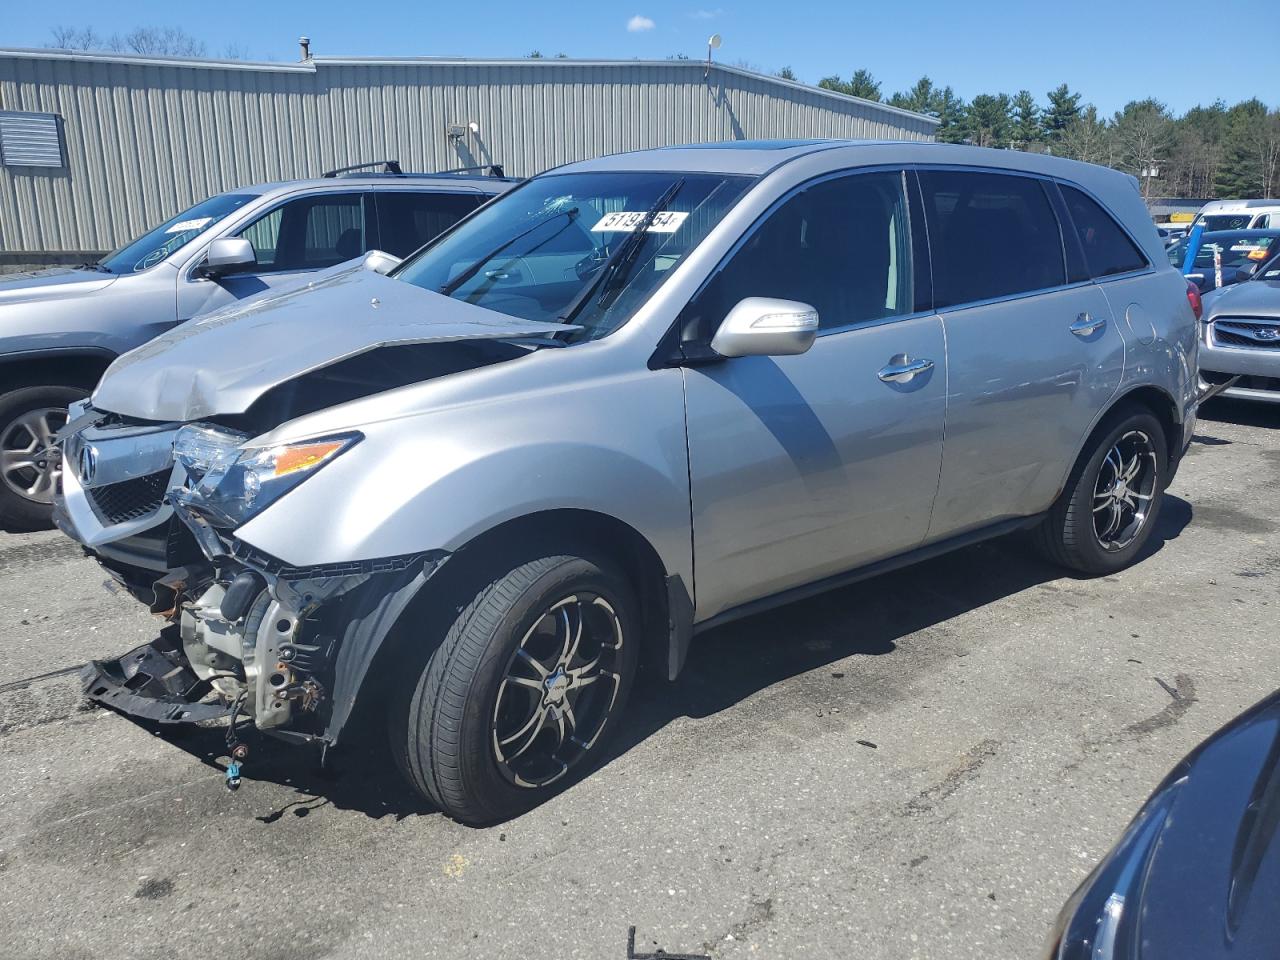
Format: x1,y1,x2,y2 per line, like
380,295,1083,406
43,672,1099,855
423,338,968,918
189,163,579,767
431,163,507,178
323,160,404,178
321,160,508,179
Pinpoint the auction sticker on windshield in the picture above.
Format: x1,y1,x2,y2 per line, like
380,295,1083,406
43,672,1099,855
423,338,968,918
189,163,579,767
165,217,215,234
591,211,689,233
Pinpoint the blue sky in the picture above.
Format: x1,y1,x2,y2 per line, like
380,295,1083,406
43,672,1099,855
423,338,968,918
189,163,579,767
5,0,1271,116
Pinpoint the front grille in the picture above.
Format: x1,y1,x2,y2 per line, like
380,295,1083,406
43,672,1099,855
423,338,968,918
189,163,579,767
1213,318,1280,350
86,471,169,524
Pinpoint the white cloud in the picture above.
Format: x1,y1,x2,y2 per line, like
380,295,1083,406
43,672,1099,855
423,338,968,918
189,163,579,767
689,8,724,18
627,14,656,31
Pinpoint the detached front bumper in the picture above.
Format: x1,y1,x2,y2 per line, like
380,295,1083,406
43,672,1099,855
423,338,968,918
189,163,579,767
80,632,230,725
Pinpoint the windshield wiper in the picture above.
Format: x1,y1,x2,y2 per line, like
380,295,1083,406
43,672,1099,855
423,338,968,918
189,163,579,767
77,262,111,274
439,207,579,297
558,178,685,324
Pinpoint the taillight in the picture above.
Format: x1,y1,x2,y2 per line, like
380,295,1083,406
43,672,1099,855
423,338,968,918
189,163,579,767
1186,279,1203,321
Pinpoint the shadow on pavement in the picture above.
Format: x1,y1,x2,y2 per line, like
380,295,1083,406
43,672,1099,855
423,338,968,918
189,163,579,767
1198,398,1280,430
142,496,1194,824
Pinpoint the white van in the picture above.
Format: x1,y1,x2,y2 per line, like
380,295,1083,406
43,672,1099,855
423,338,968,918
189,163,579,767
1191,199,1280,231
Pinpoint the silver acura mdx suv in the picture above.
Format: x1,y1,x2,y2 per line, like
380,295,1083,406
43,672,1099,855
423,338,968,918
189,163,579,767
56,140,1199,824
0,162,513,530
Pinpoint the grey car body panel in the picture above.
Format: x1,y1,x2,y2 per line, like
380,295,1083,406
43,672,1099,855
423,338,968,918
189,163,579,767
685,314,947,621
235,345,696,595
0,176,511,374
1199,279,1280,400
61,141,1194,700
93,266,575,421
927,283,1125,538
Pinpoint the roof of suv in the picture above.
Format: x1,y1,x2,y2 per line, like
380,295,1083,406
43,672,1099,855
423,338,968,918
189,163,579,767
553,138,1137,185
553,138,1162,265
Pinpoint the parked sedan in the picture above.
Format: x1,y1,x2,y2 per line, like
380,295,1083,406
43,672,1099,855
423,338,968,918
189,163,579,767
1166,229,1280,293
56,140,1197,824
1199,249,1280,403
1047,689,1280,959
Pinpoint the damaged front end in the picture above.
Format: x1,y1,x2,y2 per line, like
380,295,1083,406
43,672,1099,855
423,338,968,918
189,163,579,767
60,411,444,756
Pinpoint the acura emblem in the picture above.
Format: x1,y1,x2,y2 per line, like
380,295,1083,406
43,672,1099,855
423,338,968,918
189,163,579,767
78,444,98,485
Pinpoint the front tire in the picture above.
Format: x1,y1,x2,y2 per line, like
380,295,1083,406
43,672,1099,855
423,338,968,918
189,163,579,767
394,551,640,825
1036,407,1167,575
0,385,86,531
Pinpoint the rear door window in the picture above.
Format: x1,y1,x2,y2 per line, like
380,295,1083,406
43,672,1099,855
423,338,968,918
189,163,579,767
236,193,366,273
374,191,484,258
918,170,1066,308
1058,184,1148,278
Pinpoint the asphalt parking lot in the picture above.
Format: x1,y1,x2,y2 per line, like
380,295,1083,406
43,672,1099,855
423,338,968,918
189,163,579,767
0,398,1277,960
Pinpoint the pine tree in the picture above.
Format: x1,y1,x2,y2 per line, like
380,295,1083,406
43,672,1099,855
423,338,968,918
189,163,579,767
888,76,937,115
1215,99,1270,198
818,69,881,101
964,94,1012,148
1044,84,1082,141
934,87,967,144
1011,90,1042,148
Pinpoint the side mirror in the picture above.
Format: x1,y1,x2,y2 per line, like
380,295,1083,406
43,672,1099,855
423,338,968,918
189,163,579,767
201,237,256,278
362,249,402,276
710,297,819,358
1230,264,1257,285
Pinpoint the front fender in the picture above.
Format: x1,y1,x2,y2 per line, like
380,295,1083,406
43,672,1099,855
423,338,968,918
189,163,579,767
235,366,693,593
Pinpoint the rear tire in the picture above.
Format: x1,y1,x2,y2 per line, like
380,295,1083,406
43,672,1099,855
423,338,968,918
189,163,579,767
0,385,86,531
392,550,640,825
1036,406,1167,575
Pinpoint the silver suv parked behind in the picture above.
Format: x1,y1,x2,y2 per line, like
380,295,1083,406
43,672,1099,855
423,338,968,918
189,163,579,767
57,140,1199,824
0,161,514,530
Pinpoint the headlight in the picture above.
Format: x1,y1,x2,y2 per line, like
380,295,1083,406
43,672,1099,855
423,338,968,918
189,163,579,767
173,425,361,527
1044,777,1184,960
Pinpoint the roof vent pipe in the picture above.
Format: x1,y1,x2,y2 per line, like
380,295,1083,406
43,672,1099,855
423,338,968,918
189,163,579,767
299,37,311,61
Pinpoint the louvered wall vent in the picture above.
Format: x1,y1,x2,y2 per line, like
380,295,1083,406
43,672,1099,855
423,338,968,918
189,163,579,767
0,111,66,168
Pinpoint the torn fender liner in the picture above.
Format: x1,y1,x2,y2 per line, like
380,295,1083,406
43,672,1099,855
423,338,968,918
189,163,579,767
324,555,448,743
92,267,578,422
81,632,227,724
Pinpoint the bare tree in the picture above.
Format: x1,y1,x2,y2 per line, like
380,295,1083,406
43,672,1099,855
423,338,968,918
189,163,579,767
47,25,214,58
47,26,106,50
118,27,207,57
1111,100,1174,197
1057,106,1112,165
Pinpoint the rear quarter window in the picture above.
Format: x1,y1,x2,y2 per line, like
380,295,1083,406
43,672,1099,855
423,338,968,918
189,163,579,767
1059,184,1149,279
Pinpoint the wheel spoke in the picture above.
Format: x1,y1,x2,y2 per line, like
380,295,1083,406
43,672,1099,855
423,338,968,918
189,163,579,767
505,674,544,691
1103,448,1122,481
558,603,583,666
0,449,35,474
515,647,549,679
500,705,550,761
1100,501,1123,539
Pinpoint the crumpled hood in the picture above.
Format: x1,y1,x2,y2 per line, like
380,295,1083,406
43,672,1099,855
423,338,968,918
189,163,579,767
0,266,118,304
92,266,573,422
1203,280,1280,321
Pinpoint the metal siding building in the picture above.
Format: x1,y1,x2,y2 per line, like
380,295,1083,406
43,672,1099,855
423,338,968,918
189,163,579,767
0,48,936,262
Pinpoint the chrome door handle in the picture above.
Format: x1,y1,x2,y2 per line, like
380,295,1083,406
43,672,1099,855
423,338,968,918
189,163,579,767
877,356,935,383
1069,313,1107,337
